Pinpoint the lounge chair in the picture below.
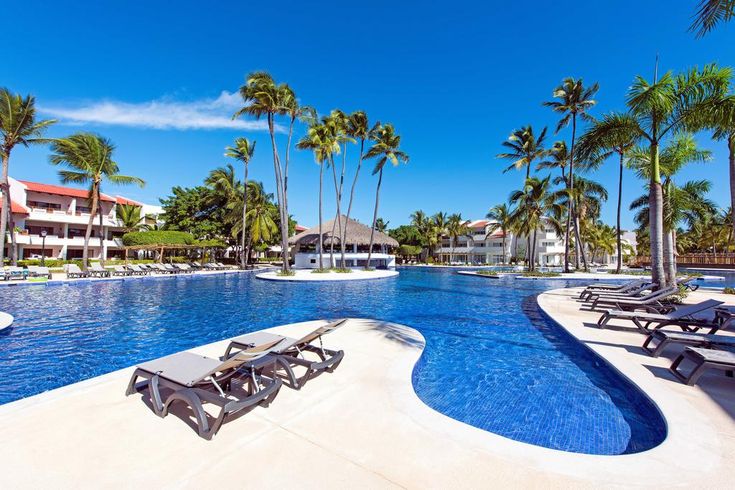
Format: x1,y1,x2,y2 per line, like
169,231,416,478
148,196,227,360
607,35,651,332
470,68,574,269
149,263,170,274
587,286,678,311
112,265,132,277
215,262,232,270
578,279,647,300
670,346,735,385
89,263,111,277
5,266,27,280
66,264,89,279
224,319,348,390
677,276,700,292
128,264,147,276
174,263,194,273
203,263,219,271
125,338,284,440
582,282,656,303
163,263,181,274
597,299,725,333
643,322,735,357
27,265,52,279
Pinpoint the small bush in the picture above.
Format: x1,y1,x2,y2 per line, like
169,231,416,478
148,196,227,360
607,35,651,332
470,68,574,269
724,287,735,295
277,269,296,276
333,268,352,273
521,271,561,278
311,268,331,274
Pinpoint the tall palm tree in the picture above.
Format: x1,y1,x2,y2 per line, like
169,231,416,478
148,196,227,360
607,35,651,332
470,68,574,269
235,72,292,272
486,203,512,264
536,141,569,180
375,218,389,233
445,214,469,264
690,0,735,37
584,222,617,264
543,77,599,272
49,133,144,269
297,121,338,270
706,94,735,241
225,138,256,268
585,64,730,288
627,133,713,282
364,124,409,269
244,182,278,248
0,88,56,265
577,113,640,272
342,111,375,265
509,176,563,271
497,125,548,181
323,110,354,267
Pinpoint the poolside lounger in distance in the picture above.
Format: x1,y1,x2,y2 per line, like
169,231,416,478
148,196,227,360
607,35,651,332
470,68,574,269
125,338,284,440
65,264,89,279
112,265,132,276
597,299,724,332
225,319,348,390
578,279,646,300
588,286,677,311
582,282,655,303
642,319,735,357
670,346,735,386
89,263,111,277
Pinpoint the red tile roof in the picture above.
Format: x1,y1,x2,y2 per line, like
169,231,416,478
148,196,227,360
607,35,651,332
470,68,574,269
19,180,116,202
115,196,143,206
468,219,490,229
0,199,30,214
295,224,308,232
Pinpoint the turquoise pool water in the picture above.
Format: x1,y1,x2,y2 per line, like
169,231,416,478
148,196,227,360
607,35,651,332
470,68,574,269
0,267,666,454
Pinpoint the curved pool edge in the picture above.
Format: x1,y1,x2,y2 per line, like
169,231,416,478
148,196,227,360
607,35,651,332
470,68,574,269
256,269,399,282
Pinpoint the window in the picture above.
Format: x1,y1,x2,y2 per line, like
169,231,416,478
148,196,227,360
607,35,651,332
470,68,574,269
27,200,61,210
68,227,94,238
26,226,56,236
76,206,92,214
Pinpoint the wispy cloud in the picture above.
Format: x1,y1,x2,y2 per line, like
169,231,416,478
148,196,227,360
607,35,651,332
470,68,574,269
39,91,271,131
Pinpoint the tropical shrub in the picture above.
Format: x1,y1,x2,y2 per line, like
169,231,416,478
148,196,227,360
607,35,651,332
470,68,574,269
122,230,195,247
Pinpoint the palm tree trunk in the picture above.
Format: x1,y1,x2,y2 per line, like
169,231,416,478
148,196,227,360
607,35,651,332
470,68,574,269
568,114,589,271
616,152,624,273
0,152,9,265
267,115,289,272
649,142,666,289
83,184,100,270
338,143,347,268
663,230,675,286
329,156,343,268
729,134,735,244
365,167,383,270
241,164,249,269
532,228,538,271
98,198,105,266
502,234,506,264
343,139,364,270
318,162,324,270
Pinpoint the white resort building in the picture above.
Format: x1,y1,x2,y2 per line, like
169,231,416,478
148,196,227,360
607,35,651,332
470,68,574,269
289,216,398,269
1,176,161,260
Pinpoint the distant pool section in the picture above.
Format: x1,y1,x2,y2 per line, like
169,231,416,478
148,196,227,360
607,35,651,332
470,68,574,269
0,268,666,455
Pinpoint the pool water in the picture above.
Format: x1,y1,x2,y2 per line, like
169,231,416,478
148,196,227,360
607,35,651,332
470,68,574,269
0,268,666,454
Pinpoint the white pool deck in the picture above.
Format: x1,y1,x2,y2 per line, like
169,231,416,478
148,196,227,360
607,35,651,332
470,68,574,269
1,293,735,488
257,268,399,281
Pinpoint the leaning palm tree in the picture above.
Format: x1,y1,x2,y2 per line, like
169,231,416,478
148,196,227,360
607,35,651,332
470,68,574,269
497,125,548,181
543,77,599,272
225,137,256,268
234,72,292,272
323,110,354,267
486,203,512,263
364,124,409,269
690,0,735,37
297,121,338,270
583,64,730,288
49,133,144,269
577,113,640,272
0,88,56,265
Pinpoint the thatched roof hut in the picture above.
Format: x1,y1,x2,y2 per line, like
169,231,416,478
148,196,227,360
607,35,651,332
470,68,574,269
289,215,398,248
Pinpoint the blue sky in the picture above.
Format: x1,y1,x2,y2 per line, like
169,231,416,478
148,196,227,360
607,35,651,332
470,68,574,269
3,1,733,229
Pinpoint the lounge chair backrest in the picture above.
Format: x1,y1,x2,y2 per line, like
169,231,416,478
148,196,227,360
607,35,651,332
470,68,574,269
618,286,677,304
67,264,82,273
670,299,724,319
114,266,126,272
191,338,285,385
292,319,348,347
91,263,104,271
676,276,695,285
37,267,49,274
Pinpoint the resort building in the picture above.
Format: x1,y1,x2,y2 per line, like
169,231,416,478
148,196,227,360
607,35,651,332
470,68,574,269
289,215,398,269
433,218,565,266
1,176,159,260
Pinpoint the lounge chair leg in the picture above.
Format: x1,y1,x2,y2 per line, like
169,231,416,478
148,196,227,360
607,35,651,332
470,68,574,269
149,374,165,416
163,388,213,440
597,312,609,327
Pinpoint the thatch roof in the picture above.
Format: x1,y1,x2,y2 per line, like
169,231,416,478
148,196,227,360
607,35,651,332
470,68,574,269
289,215,398,247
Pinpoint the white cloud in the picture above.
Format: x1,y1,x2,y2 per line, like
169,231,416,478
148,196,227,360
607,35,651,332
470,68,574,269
39,91,273,131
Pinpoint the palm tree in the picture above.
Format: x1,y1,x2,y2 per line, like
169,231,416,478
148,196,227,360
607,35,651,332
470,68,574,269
0,88,56,265
627,133,713,282
584,222,617,264
225,137,256,268
342,111,375,265
497,125,548,181
486,203,512,264
49,133,144,269
116,204,146,232
543,77,599,272
364,124,409,269
375,218,389,233
445,214,469,264
235,72,293,272
536,141,569,180
706,94,735,241
323,110,354,267
577,113,640,272
509,176,563,271
297,121,339,270
584,64,730,288
690,0,735,37
244,182,278,249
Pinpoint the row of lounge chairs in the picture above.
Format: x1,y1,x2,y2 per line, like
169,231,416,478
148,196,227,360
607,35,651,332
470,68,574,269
1,266,52,281
126,319,347,440
64,262,236,279
578,277,735,386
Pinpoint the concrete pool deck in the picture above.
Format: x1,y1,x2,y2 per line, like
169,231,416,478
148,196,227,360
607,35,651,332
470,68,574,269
1,299,735,487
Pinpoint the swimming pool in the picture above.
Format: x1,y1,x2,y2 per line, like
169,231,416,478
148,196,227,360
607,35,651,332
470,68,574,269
0,268,666,454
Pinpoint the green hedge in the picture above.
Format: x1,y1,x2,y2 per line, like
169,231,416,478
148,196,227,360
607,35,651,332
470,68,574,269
122,230,195,247
398,244,422,256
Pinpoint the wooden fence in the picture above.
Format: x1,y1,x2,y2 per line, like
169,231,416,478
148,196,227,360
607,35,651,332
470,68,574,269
633,254,735,269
